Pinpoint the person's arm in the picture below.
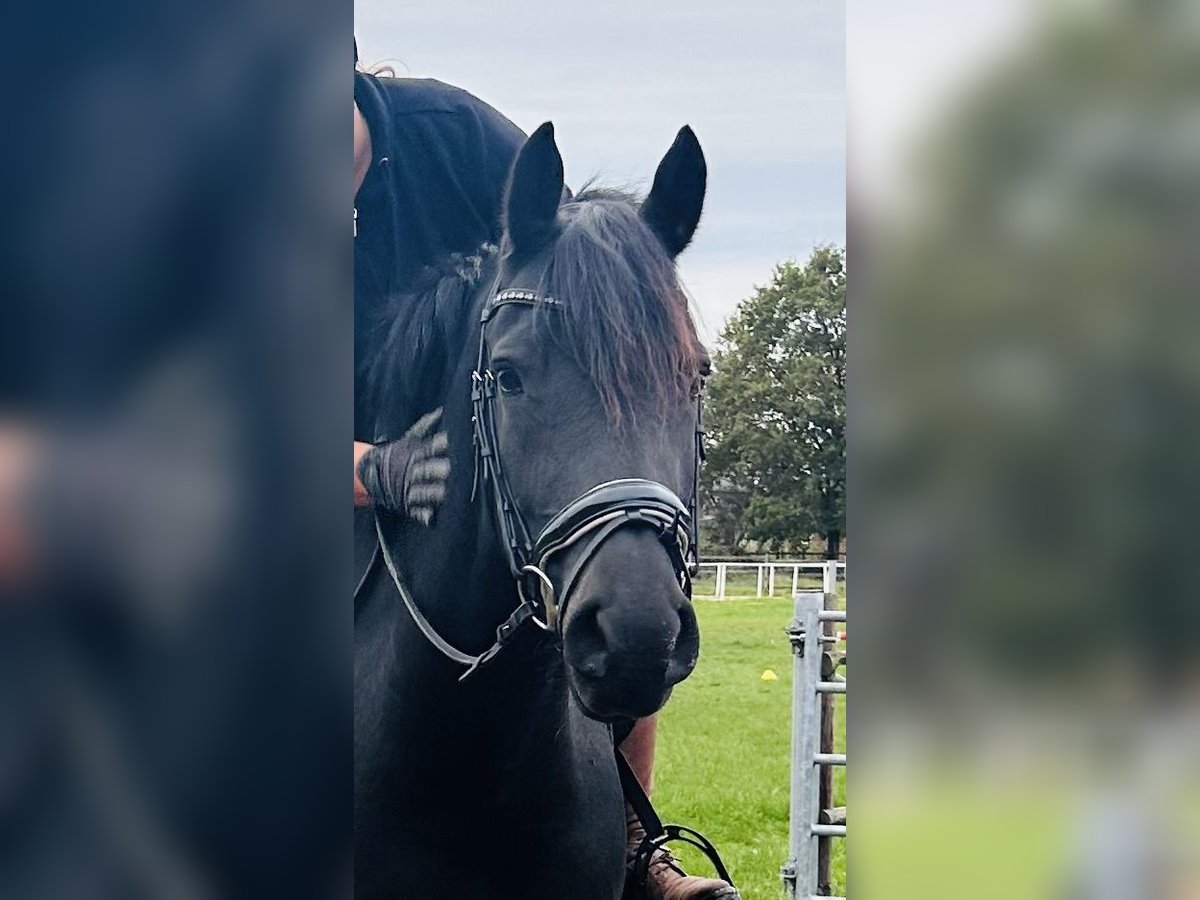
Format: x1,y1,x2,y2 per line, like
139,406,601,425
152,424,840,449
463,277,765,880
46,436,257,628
353,440,372,507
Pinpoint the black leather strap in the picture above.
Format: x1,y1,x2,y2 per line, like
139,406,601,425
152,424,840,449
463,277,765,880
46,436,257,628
373,513,545,678
353,542,381,611
535,479,689,553
530,478,693,627
616,748,734,888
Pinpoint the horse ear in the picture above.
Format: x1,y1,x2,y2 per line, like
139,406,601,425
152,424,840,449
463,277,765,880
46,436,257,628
503,122,564,257
641,126,707,258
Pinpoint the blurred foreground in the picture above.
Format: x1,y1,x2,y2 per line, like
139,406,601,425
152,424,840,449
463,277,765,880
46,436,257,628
1,4,349,897
853,1,1200,897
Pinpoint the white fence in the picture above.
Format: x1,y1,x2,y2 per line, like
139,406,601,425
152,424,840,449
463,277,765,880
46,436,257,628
694,561,846,599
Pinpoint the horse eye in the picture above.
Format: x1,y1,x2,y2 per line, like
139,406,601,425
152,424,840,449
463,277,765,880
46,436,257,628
495,368,524,395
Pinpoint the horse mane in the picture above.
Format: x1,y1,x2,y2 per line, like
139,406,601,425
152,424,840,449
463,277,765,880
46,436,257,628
367,186,705,435
364,245,497,439
537,185,706,427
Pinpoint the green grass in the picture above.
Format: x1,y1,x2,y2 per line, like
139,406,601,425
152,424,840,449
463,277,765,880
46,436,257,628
654,597,846,899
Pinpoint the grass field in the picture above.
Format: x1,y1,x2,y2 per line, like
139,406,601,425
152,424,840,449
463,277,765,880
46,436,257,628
654,595,846,899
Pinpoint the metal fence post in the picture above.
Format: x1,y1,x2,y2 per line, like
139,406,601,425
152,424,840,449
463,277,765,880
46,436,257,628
818,581,839,893
784,589,847,900
783,591,823,899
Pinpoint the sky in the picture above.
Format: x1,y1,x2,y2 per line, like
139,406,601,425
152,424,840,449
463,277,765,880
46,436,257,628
354,0,845,342
848,0,1033,214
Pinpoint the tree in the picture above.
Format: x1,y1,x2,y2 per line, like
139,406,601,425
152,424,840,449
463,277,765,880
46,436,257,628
698,479,751,555
704,247,846,557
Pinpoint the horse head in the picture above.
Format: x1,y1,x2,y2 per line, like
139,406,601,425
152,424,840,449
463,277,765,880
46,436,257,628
476,122,709,720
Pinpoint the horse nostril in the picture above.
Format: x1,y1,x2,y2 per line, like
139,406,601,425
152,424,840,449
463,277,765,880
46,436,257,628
576,652,608,680
666,605,700,686
564,585,698,694
665,653,697,687
563,603,610,678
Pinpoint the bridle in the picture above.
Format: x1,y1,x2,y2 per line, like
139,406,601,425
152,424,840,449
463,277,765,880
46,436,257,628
474,288,703,617
369,285,704,680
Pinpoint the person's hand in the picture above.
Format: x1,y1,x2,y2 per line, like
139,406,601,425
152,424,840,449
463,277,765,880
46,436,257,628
356,410,451,526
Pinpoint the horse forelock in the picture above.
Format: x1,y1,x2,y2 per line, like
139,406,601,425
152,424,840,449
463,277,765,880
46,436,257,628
370,187,704,435
538,186,705,428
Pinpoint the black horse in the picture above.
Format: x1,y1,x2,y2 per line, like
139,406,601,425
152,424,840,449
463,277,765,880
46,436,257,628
355,122,713,900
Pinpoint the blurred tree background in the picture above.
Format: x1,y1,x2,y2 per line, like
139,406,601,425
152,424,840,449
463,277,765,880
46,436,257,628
702,246,846,559
855,1,1200,690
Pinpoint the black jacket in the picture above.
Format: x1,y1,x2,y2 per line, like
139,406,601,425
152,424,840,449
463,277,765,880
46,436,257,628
353,72,525,439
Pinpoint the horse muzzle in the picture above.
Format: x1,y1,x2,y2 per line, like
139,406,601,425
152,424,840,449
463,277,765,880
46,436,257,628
553,522,700,721
523,478,695,629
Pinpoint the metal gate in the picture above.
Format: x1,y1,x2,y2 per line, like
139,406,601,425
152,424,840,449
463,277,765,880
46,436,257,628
781,564,846,899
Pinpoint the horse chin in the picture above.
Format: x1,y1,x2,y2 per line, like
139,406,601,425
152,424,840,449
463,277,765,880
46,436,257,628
568,678,674,723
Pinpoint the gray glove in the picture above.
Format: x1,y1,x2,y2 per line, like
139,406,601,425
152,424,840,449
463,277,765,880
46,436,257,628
357,409,451,525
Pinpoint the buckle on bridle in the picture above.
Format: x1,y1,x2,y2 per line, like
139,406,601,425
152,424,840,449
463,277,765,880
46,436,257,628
655,508,692,591
656,507,684,545
519,564,556,631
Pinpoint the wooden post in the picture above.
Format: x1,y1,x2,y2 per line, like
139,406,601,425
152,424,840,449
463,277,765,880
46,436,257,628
756,565,764,597
768,565,777,597
819,807,846,826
